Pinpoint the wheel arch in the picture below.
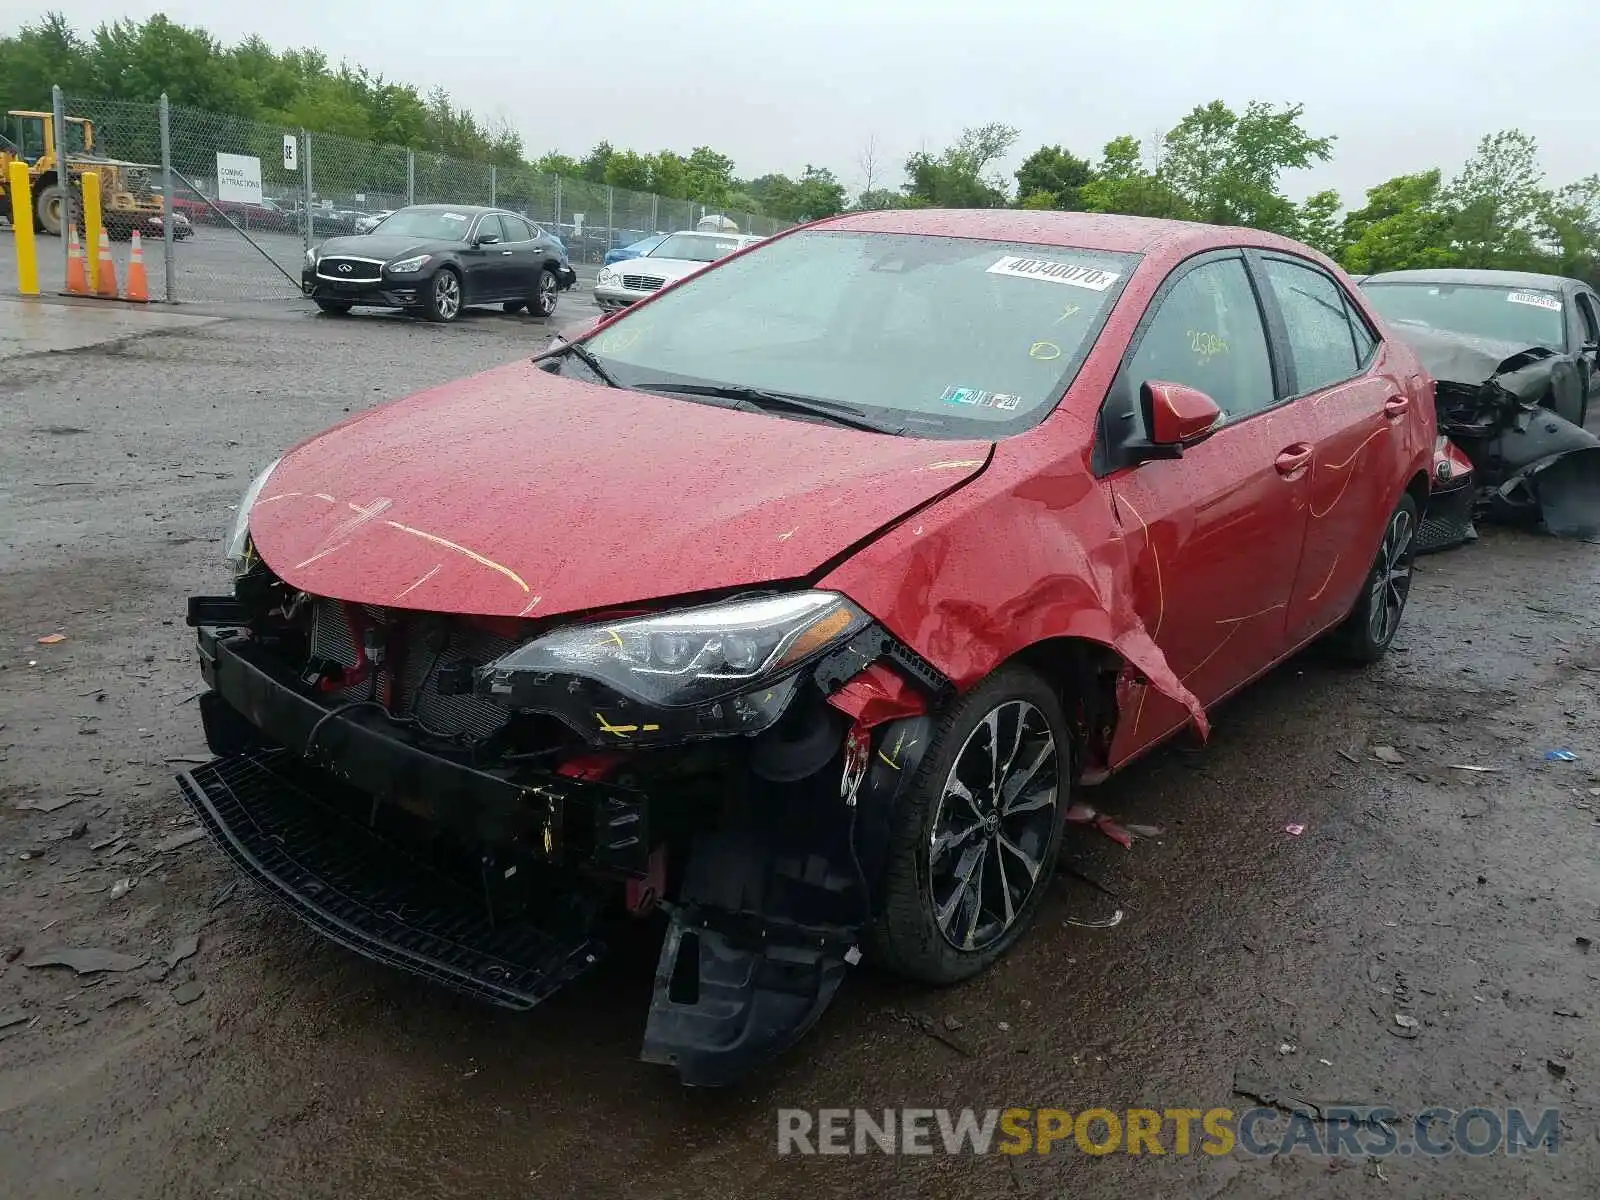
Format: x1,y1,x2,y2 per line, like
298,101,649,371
1404,469,1429,516
1008,636,1125,781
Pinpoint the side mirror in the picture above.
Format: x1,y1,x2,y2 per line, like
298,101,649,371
1142,380,1222,448
475,232,501,246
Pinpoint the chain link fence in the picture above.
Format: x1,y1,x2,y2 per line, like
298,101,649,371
28,89,790,305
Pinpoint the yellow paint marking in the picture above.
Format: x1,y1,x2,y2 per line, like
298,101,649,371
1054,303,1082,325
254,492,302,506
382,520,530,592
595,714,661,737
1029,340,1062,360
606,629,625,649
294,541,350,570
313,493,336,503
777,527,799,541
393,564,442,602
518,595,544,617
923,459,986,471
1185,603,1288,682
1305,556,1340,602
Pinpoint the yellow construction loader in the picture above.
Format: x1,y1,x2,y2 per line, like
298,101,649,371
0,110,163,237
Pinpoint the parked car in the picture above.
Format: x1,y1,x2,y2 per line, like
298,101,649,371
172,194,298,234
1360,269,1600,427
184,210,1434,1086
593,231,763,312
301,204,577,322
355,209,394,234
604,233,668,266
142,210,192,240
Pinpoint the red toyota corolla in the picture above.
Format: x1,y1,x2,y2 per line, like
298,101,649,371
181,210,1434,1085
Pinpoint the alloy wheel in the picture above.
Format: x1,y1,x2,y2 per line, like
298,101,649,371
537,271,557,316
434,272,460,320
1368,507,1415,645
928,700,1060,952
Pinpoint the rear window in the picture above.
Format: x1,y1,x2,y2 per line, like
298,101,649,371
1362,281,1565,351
585,230,1139,438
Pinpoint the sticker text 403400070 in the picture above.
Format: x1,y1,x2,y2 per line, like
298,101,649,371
987,256,1120,291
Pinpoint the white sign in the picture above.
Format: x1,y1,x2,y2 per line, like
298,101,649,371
571,212,584,236
216,153,263,205
354,193,366,204
282,134,298,171
986,255,1119,291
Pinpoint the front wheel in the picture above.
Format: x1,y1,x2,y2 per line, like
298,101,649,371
1332,493,1418,663
422,268,462,323
529,268,559,319
867,665,1069,985
35,184,66,236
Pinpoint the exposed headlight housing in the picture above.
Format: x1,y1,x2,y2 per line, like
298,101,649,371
387,254,431,274
224,459,280,577
478,591,870,745
597,268,616,285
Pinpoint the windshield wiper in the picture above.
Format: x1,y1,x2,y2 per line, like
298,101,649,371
635,382,906,435
531,336,621,388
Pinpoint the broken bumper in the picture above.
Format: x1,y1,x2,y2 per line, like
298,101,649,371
1417,478,1475,554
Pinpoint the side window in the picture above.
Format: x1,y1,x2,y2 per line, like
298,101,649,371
1345,294,1378,365
473,214,507,243
1126,257,1276,426
502,215,534,242
1577,292,1600,349
1262,257,1360,393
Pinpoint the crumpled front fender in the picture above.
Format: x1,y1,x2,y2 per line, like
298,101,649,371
818,466,1206,738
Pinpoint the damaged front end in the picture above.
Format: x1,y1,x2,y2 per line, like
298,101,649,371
1404,327,1600,543
179,563,950,1085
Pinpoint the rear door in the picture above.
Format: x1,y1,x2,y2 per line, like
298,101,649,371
1104,252,1315,763
1253,254,1401,645
500,214,542,297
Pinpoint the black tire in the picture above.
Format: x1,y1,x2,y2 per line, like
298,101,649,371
530,267,559,319
1331,493,1419,663
422,267,462,323
36,183,65,236
502,300,526,314
866,664,1070,984
316,300,352,316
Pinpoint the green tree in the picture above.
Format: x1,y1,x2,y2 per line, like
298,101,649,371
684,145,736,205
903,122,1018,208
579,141,613,184
1077,135,1192,219
0,12,96,113
1539,175,1600,281
603,149,653,193
1295,189,1342,256
1336,170,1456,274
1443,129,1548,269
1160,100,1334,232
1013,144,1094,210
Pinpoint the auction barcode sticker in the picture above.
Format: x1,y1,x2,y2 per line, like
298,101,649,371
1507,290,1561,311
987,256,1120,291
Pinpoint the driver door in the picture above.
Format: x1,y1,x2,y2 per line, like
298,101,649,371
1103,252,1315,763
463,213,511,300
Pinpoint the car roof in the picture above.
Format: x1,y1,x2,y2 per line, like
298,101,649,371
400,204,499,217
811,208,1318,258
1362,267,1580,290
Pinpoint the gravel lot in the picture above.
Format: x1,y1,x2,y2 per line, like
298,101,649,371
2,301,1599,1198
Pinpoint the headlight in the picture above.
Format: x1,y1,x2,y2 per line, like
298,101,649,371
224,459,280,577
388,254,430,274
597,268,616,285
303,248,317,269
478,591,870,745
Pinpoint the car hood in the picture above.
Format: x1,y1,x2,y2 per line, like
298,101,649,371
315,233,460,261
247,362,992,618
618,256,718,281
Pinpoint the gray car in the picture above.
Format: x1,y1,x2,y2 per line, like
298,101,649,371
1360,268,1600,427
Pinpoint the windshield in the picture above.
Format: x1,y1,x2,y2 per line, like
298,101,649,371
648,233,742,263
369,209,474,241
627,234,667,253
1362,282,1565,351
582,230,1138,438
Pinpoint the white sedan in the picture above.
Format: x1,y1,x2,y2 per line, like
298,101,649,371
593,231,764,313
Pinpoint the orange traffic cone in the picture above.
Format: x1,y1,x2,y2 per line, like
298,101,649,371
94,229,120,299
65,226,90,295
124,230,150,303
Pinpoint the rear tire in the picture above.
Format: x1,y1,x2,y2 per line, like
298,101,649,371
530,267,559,319
866,665,1069,985
36,184,65,236
1331,493,1419,663
423,268,462,323
315,301,352,316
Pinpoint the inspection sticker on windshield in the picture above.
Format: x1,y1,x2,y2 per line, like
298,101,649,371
987,255,1119,291
1507,290,1561,311
941,386,1022,411
441,212,468,222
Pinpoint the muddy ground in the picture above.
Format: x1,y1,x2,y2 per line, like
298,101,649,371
2,303,1598,1199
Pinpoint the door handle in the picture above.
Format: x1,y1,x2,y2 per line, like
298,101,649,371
1275,443,1313,476
1383,395,1409,419
501,250,514,256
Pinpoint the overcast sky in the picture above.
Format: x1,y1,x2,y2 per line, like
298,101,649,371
22,0,1600,204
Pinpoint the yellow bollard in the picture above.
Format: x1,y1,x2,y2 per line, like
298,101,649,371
81,171,102,294
7,161,38,296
